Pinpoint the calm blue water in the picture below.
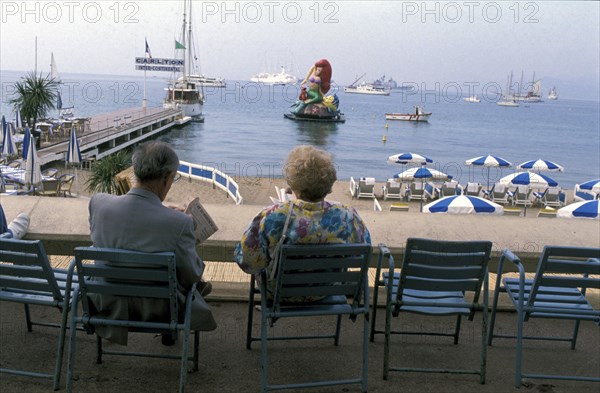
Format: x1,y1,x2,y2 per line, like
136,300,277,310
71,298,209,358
2,71,598,188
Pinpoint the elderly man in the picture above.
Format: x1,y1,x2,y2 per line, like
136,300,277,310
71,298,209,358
88,141,216,345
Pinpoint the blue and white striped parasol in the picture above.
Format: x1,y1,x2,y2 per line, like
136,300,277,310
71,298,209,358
388,152,433,165
1,115,17,157
579,179,600,194
66,126,82,165
22,126,32,160
394,167,450,181
517,159,564,172
557,200,599,219
15,107,22,129
465,154,512,190
424,195,504,215
24,134,42,188
499,172,558,188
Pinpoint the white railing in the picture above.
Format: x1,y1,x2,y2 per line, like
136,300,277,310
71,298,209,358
178,160,243,205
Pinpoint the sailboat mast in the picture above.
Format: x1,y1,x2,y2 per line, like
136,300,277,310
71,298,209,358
188,0,193,78
181,0,187,78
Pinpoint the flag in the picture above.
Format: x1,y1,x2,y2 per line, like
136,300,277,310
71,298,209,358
145,38,152,58
175,39,186,49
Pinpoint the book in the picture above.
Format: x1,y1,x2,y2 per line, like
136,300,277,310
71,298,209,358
185,197,219,243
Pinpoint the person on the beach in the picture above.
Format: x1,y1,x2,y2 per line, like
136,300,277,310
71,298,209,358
87,141,216,346
234,145,371,298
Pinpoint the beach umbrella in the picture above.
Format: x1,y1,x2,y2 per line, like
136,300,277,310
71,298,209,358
66,126,82,165
393,167,450,181
557,200,599,220
387,152,433,165
395,167,451,211
1,115,17,158
24,134,42,189
15,107,22,129
465,155,512,190
578,179,600,194
517,159,564,172
424,195,504,215
22,126,32,160
57,92,63,110
499,172,558,188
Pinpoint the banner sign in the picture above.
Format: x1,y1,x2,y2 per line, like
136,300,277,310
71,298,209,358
135,57,184,72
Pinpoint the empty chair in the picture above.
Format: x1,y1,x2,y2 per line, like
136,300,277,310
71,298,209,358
440,181,459,197
41,168,59,178
246,243,372,392
424,182,437,200
353,177,376,199
406,182,426,201
488,246,600,387
0,238,76,390
371,239,492,383
35,178,61,197
57,174,75,197
465,182,482,197
66,247,200,393
7,160,21,169
488,183,510,204
535,186,565,207
382,179,403,200
511,185,533,207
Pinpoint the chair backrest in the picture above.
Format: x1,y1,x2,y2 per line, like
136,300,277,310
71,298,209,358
466,182,480,194
41,179,61,192
359,177,375,192
42,168,58,178
527,246,600,319
271,244,372,312
494,183,506,194
0,238,64,307
396,238,492,317
387,180,401,192
73,247,178,324
59,174,75,190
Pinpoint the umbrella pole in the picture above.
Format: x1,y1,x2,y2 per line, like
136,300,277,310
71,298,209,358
420,178,424,212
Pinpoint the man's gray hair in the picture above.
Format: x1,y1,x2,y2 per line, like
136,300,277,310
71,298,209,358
132,141,179,182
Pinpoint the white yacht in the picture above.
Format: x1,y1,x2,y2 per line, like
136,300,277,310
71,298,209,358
548,87,558,100
344,81,390,96
250,67,297,85
463,96,481,103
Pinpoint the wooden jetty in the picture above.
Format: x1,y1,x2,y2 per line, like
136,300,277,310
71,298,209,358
37,107,189,166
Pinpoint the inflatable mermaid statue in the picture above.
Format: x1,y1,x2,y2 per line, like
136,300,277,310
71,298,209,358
286,59,345,123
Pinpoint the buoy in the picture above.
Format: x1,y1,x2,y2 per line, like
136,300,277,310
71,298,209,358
385,122,389,129
382,135,387,143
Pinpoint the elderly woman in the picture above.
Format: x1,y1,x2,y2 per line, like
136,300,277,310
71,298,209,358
234,145,371,283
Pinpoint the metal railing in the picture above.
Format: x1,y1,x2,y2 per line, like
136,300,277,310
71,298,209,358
178,160,243,205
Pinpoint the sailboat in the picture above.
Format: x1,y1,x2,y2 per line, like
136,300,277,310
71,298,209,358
515,72,542,102
548,86,558,100
164,0,205,122
50,52,61,83
497,72,519,107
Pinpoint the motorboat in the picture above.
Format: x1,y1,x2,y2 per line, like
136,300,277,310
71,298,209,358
385,106,431,121
164,0,205,122
548,86,558,100
463,96,481,103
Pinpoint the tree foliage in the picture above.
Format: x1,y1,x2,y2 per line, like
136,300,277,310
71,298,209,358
86,150,132,194
10,72,59,126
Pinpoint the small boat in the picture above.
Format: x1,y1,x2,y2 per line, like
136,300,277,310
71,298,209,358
50,52,61,83
515,72,543,102
385,106,431,121
497,99,519,107
464,96,481,103
497,72,520,107
548,86,558,100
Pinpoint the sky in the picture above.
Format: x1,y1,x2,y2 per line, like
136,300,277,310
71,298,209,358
1,1,599,100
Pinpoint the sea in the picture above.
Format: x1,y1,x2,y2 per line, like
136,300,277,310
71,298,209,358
1,71,599,189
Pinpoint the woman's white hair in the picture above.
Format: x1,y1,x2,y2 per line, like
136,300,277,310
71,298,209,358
284,145,336,201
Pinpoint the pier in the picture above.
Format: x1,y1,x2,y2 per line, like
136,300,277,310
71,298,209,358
36,106,187,166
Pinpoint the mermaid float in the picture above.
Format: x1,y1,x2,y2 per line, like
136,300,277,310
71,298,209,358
284,59,345,123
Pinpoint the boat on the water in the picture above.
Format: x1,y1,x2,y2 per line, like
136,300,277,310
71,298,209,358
548,86,558,100
180,74,226,88
50,52,61,83
344,82,391,95
464,96,481,103
250,66,297,85
164,0,205,122
385,106,431,121
497,72,520,107
515,72,543,102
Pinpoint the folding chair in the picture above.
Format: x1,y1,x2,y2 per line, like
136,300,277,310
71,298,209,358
372,238,492,383
66,247,200,393
246,243,372,393
488,246,600,387
0,238,76,390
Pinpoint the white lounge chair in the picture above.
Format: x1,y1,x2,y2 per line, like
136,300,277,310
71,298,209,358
407,182,426,201
488,183,510,205
465,182,482,197
512,185,533,207
382,179,403,200
355,177,376,199
535,186,566,207
440,181,460,197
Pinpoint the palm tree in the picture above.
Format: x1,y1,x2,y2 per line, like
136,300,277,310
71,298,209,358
10,72,59,127
86,150,132,194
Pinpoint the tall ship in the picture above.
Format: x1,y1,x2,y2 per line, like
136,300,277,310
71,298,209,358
497,72,519,107
250,66,298,85
548,86,558,100
164,0,205,121
515,72,543,102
